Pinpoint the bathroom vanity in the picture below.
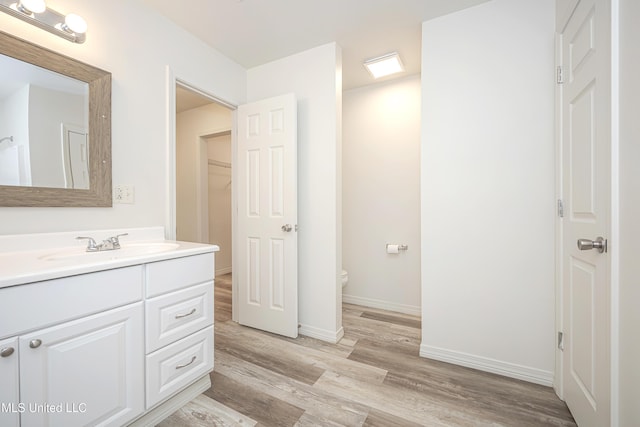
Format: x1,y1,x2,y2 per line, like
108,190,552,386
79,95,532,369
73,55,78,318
0,227,217,426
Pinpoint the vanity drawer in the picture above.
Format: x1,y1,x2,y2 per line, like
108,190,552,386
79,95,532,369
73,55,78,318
0,266,143,339
145,254,214,298
145,325,213,409
145,282,214,353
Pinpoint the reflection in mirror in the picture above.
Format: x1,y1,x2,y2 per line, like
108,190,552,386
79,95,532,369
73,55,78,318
0,30,112,207
0,53,89,189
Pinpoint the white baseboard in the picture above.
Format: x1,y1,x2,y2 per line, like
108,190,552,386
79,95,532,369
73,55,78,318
215,267,232,276
342,294,421,316
420,344,554,387
299,324,344,344
127,374,211,426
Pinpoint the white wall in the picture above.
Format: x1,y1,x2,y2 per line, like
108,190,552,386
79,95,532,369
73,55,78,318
176,102,232,243
0,0,245,235
420,0,556,385
0,85,30,185
618,0,640,424
343,75,421,315
247,43,343,342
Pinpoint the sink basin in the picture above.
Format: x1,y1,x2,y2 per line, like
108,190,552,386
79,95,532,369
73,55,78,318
39,242,181,262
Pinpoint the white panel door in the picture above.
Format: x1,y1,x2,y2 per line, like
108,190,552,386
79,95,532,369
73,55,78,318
62,124,89,190
560,0,611,425
237,93,298,338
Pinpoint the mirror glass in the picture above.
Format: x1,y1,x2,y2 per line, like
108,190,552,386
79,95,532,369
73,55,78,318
0,30,112,207
0,53,90,189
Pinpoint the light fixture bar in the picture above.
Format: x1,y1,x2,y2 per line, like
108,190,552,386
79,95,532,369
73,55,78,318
0,0,86,43
363,52,404,79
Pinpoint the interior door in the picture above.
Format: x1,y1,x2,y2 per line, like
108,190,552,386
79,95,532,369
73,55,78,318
236,93,298,338
62,124,89,190
560,0,611,425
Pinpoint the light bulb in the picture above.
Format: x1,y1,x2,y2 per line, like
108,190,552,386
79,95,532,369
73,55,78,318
63,13,87,34
17,0,46,14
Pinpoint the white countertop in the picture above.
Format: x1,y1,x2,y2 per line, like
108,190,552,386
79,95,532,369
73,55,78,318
0,227,219,289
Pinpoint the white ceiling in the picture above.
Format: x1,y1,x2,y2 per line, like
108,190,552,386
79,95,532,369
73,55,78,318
142,0,489,90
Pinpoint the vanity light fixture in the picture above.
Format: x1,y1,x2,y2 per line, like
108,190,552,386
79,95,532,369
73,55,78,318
0,0,87,43
363,52,404,79
16,0,45,14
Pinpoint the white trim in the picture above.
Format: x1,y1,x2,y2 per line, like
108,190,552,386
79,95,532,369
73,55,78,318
342,294,421,316
610,0,620,425
231,109,238,323
165,68,238,242
420,344,554,387
127,375,210,427
166,70,239,324
298,324,344,344
165,66,177,240
194,128,232,244
554,30,565,399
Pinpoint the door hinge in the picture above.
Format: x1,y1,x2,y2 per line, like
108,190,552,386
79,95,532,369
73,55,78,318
556,66,564,84
557,331,564,351
557,199,564,218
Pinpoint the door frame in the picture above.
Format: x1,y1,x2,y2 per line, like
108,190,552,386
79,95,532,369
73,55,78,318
165,67,239,323
553,0,621,423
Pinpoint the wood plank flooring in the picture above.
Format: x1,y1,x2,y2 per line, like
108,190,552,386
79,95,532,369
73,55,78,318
159,274,576,427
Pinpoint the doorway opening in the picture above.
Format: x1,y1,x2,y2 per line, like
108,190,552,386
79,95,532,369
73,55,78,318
174,82,235,321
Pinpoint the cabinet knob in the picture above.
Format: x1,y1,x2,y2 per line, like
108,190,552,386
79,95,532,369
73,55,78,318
29,339,42,349
0,347,14,357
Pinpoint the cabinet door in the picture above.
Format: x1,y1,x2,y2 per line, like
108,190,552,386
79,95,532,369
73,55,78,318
19,303,144,427
0,337,19,427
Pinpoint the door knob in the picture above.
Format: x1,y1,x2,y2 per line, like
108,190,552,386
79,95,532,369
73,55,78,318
577,237,607,253
281,224,293,232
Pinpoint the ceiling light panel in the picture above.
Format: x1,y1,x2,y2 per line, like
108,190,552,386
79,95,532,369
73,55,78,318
363,52,404,79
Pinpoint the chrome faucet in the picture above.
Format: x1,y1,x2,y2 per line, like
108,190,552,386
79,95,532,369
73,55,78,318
76,236,99,251
76,233,128,252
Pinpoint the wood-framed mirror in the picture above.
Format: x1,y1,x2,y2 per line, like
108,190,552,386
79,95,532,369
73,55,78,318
0,30,112,207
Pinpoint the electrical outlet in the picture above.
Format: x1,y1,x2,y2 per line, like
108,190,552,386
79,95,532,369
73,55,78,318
114,185,135,204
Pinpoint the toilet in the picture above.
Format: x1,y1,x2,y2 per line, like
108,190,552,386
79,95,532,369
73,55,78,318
341,270,348,288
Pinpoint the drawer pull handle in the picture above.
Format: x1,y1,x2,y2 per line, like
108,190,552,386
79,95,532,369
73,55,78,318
175,308,196,319
175,356,197,370
29,339,42,349
0,347,14,357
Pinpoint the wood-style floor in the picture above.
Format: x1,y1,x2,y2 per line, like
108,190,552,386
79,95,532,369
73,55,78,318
159,274,576,427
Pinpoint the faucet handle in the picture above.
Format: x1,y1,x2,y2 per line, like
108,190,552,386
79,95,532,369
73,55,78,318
110,233,128,249
76,236,98,251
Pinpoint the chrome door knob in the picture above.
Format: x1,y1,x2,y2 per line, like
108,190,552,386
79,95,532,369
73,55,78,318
281,224,293,232
577,237,607,253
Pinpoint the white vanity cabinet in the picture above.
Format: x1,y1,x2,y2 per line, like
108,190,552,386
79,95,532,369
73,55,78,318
144,254,215,409
0,337,20,427
0,266,144,427
0,230,217,427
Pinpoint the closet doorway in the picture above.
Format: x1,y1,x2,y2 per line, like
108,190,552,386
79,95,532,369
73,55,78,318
175,83,234,319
